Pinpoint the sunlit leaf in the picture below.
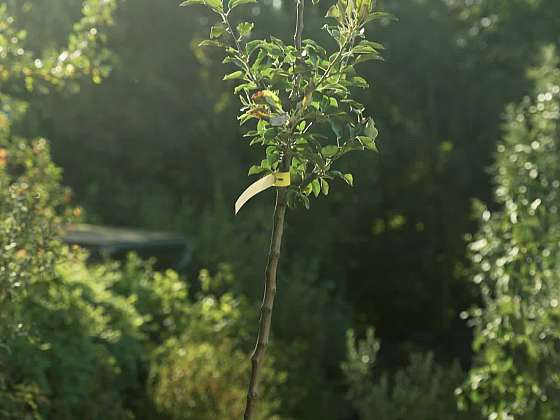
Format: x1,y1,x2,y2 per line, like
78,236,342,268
248,165,267,175
311,179,321,197
198,39,226,48
180,0,206,6
237,22,254,38
206,0,224,12
325,5,340,19
228,0,257,9
211,23,226,39
223,71,244,80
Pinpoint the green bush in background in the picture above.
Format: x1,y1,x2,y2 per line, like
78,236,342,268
0,127,70,418
6,252,145,420
150,268,285,420
461,47,560,419
0,135,285,418
342,328,473,420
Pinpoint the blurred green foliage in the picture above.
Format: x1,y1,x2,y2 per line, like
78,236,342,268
150,269,284,420
461,47,560,420
0,133,69,420
0,134,284,419
342,327,476,420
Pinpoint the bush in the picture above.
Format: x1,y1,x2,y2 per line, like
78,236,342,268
342,328,471,420
0,136,283,418
149,267,285,420
6,252,145,420
0,131,71,419
460,47,560,419
0,133,70,336
4,245,277,420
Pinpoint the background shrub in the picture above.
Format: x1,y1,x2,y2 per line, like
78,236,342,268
342,328,473,420
149,267,285,420
461,47,560,420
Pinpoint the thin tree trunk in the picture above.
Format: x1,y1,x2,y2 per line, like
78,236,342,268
243,182,288,420
294,0,305,49
243,3,304,417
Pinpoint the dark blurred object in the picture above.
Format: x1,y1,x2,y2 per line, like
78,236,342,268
63,224,191,270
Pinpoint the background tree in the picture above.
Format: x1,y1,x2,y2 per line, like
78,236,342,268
460,47,560,419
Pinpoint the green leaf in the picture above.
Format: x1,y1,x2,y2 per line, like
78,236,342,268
325,5,341,19
236,22,254,38
341,98,365,110
228,0,257,9
364,117,378,140
328,97,339,108
206,0,224,11
246,40,264,57
351,76,369,88
198,40,226,48
234,82,257,95
223,70,244,80
321,179,329,195
259,90,283,111
322,145,339,158
343,173,354,186
359,40,385,50
257,119,268,133
357,136,378,152
210,23,226,39
260,158,271,170
352,44,378,55
180,0,205,6
248,165,266,175
311,179,321,197
354,53,383,65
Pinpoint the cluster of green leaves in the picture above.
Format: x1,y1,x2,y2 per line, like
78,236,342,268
459,47,560,419
181,0,387,208
0,0,119,93
342,328,474,420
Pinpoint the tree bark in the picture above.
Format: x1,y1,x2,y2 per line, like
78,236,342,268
243,184,288,420
294,0,305,50
244,3,304,417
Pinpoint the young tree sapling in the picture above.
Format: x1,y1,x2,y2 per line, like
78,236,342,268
180,0,389,417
